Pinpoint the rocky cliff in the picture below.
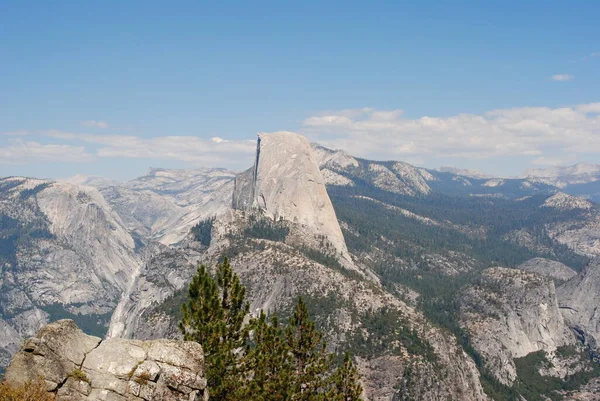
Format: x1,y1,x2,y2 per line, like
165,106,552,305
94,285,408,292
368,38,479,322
232,132,350,259
0,178,141,371
460,267,576,384
558,258,600,351
4,319,208,400
99,168,236,246
518,257,578,282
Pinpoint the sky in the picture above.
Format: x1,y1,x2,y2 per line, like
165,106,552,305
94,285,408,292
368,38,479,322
1,1,599,181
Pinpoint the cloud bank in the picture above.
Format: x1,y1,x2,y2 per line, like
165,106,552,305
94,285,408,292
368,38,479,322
0,130,256,168
1,102,599,174
302,103,600,166
0,139,93,164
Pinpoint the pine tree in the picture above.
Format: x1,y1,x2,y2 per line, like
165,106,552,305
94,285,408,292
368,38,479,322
236,311,294,401
285,297,332,401
328,353,363,401
179,257,249,401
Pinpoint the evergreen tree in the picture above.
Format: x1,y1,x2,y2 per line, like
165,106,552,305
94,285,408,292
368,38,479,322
328,353,363,401
285,297,332,401
236,311,294,401
179,257,249,401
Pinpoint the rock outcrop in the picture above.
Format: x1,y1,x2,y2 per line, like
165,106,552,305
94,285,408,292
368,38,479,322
518,257,578,282
542,192,594,211
4,319,208,401
460,267,576,384
547,214,600,258
558,258,600,350
232,132,349,258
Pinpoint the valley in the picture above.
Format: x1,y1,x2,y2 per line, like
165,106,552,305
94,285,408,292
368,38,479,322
1,132,600,400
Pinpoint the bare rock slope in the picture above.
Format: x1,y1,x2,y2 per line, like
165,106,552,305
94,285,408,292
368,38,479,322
460,267,576,384
558,258,600,350
4,319,208,401
0,178,141,371
100,168,236,246
518,257,578,282
233,132,349,258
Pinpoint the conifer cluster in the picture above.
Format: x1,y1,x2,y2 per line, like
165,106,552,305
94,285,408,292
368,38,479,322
179,257,363,401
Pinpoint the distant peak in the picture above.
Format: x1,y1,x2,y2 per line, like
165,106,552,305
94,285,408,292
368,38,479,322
437,166,494,179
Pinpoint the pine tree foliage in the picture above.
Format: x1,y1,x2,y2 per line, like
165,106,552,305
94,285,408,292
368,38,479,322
236,312,294,401
328,353,363,401
285,297,333,401
180,259,363,400
179,257,249,401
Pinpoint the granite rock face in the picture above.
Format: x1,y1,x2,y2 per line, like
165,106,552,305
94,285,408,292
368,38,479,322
460,267,576,384
518,257,578,282
99,167,236,246
4,319,208,401
0,178,141,372
233,132,349,258
558,258,600,351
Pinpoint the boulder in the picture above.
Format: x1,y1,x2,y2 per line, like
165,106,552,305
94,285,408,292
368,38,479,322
3,319,208,401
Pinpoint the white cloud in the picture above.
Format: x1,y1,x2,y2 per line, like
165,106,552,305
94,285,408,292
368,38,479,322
1,131,28,136
0,139,94,164
577,103,600,114
43,131,256,167
301,103,600,165
551,74,573,81
81,120,109,129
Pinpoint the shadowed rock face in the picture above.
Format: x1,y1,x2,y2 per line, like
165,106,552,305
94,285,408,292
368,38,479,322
558,258,600,350
4,320,208,401
232,132,349,258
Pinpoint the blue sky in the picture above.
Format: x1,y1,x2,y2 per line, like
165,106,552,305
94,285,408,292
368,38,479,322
1,1,599,180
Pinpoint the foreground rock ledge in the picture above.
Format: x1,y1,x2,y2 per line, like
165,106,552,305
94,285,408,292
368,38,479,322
3,319,208,401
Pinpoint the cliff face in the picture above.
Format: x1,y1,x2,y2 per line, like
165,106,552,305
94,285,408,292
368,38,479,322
557,258,600,350
518,257,578,282
0,178,141,371
233,132,349,258
4,320,207,400
100,167,236,246
460,267,576,384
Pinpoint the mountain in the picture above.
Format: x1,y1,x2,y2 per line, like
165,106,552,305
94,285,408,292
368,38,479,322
438,166,494,179
233,132,350,262
518,257,577,282
522,163,600,203
460,267,577,385
97,167,236,245
3,135,600,399
523,163,600,187
312,144,558,199
0,177,140,370
558,258,600,351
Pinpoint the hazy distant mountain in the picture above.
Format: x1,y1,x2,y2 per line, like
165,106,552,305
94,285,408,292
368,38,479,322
437,166,494,179
521,163,600,202
522,163,600,187
59,174,120,188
